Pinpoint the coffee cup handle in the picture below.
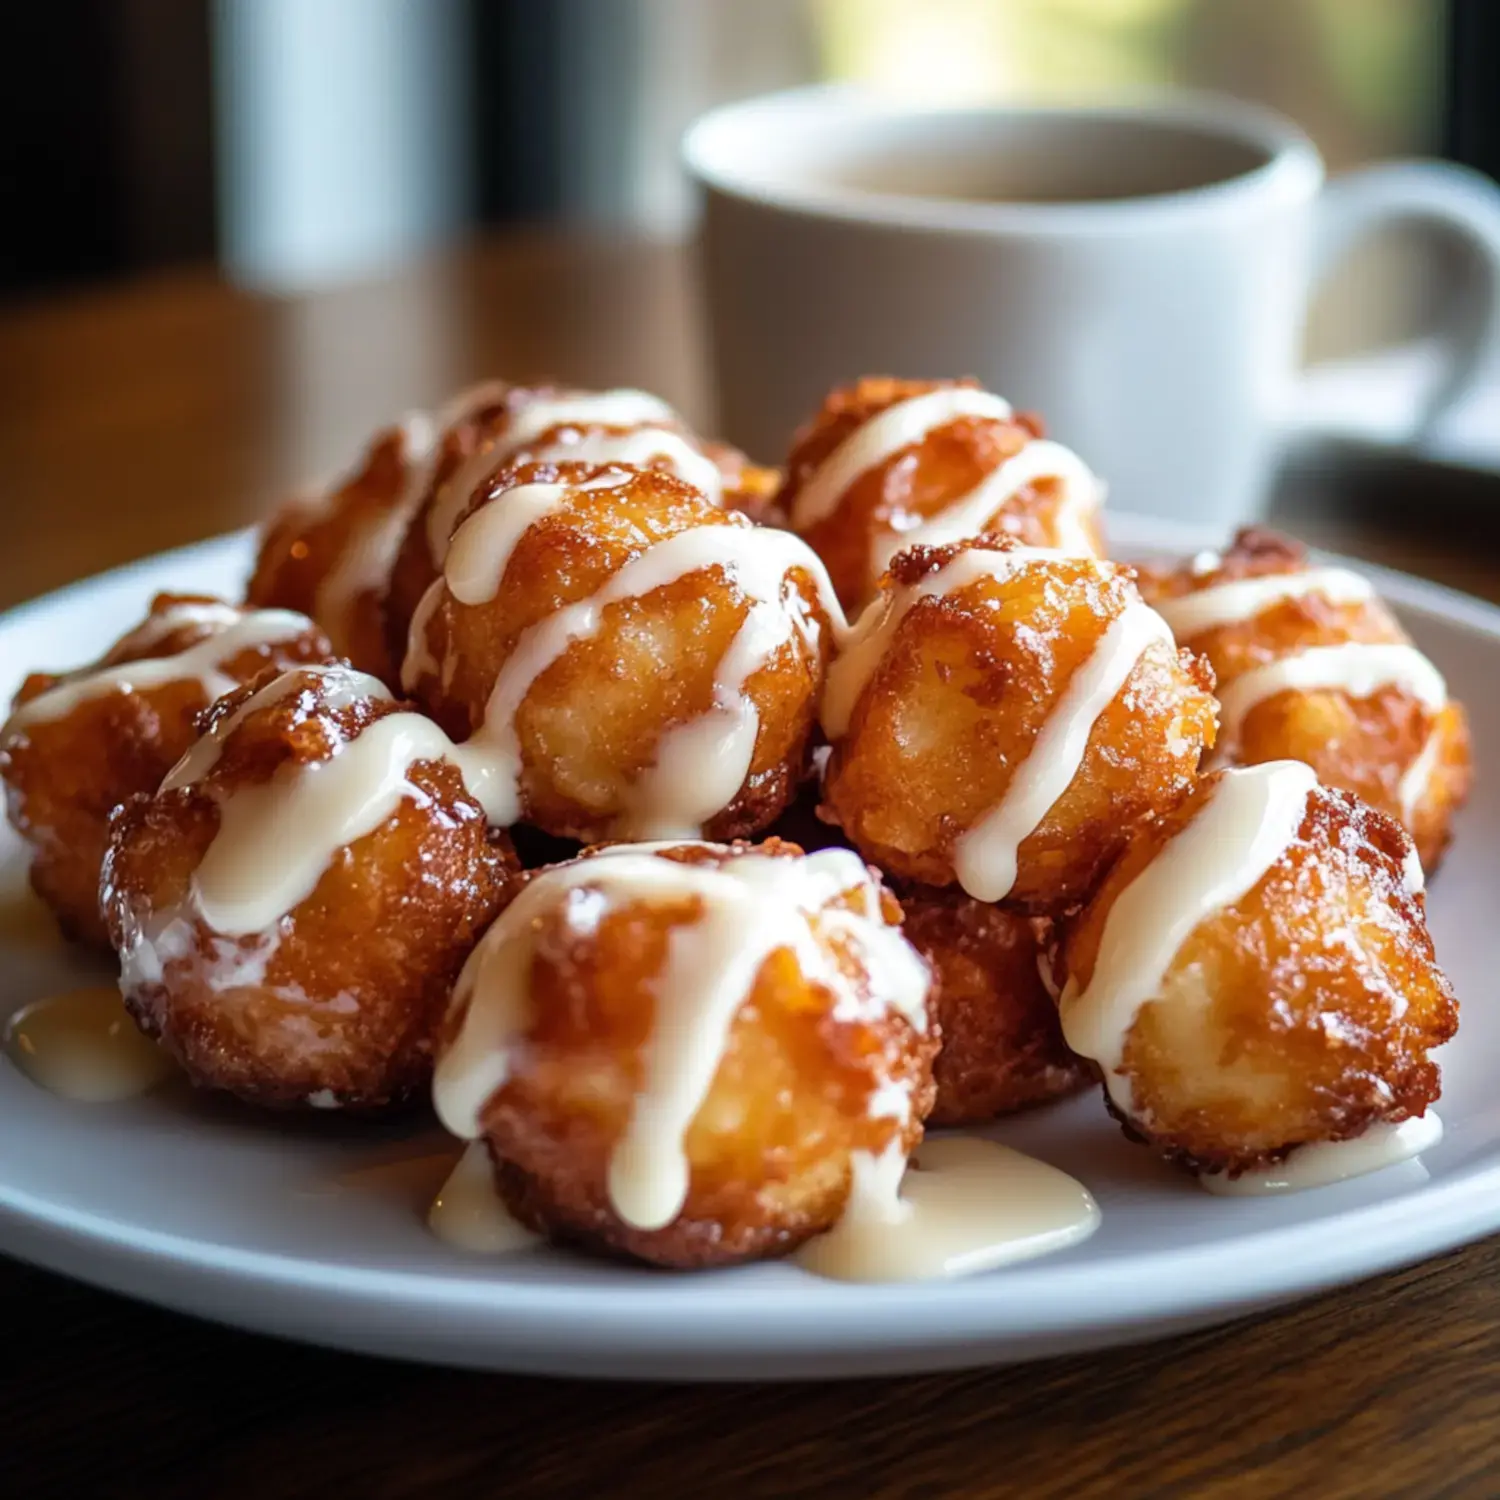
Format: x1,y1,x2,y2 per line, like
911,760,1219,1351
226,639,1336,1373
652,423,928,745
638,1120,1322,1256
1312,160,1500,438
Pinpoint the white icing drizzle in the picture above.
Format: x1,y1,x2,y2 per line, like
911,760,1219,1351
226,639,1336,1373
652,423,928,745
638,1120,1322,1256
952,601,1176,902
1059,760,1318,1114
791,389,1015,531
1200,1112,1442,1196
160,662,488,939
521,424,721,503
2,607,314,735
310,412,438,653
1399,724,1444,826
499,389,678,457
821,544,1063,740
1402,841,1426,895
287,382,507,633
401,578,447,692
192,727,462,935
116,654,491,1051
422,519,844,833
1209,643,1448,767
435,379,512,425
433,844,929,1232
1050,480,1102,556
428,1141,540,1253
115,599,244,654
192,710,461,934
868,437,1101,584
618,592,790,839
793,1136,1100,1283
162,662,390,792
442,483,576,606
422,388,711,563
5,985,175,1103
1154,567,1375,642
118,909,312,1015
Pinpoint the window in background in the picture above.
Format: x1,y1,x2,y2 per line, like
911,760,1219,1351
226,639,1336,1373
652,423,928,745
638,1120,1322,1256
813,0,1448,361
815,0,1444,168
0,0,1480,327
516,0,1452,360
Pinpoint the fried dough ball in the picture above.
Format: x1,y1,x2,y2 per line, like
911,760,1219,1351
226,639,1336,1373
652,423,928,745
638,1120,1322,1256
101,663,517,1111
777,376,1106,611
821,538,1218,913
247,413,432,684
0,596,331,948
434,839,937,1269
900,887,1087,1124
384,382,775,658
1054,761,1456,1176
1140,528,1470,873
406,459,838,843
707,440,783,525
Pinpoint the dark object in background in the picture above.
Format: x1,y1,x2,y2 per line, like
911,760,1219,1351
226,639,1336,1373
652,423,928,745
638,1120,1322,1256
0,2,215,296
0,0,583,298
1272,435,1500,564
1448,0,1500,185
1,1,1498,298
470,0,566,225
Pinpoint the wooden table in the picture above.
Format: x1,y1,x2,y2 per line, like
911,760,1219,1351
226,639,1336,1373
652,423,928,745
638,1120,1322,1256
5,231,1500,1500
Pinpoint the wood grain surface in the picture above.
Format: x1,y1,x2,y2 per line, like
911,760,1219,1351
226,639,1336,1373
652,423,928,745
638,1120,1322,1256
4,232,1499,1500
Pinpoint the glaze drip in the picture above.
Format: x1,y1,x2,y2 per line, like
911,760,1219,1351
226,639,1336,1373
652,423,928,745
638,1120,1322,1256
433,844,929,1233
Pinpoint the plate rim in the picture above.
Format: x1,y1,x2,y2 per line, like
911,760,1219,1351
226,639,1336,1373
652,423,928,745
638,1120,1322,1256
1,516,1497,1375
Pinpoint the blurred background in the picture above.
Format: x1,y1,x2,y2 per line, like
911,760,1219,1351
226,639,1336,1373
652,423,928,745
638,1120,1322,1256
6,1,1493,305
6,3,1496,419
3,0,1499,596
7,1,1498,357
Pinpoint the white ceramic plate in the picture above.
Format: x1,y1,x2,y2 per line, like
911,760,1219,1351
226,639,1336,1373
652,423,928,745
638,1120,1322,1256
1,518,1496,1381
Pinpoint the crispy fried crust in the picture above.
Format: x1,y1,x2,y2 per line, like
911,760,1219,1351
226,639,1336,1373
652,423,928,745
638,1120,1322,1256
900,886,1088,1124
822,539,1218,913
102,671,517,1111
1057,773,1458,1176
247,424,421,684
1138,527,1472,871
385,383,538,663
384,386,777,665
408,460,831,842
0,595,331,948
458,839,937,1269
776,376,1104,610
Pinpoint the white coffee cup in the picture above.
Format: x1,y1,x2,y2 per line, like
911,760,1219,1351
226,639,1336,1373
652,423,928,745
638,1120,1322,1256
684,85,1500,527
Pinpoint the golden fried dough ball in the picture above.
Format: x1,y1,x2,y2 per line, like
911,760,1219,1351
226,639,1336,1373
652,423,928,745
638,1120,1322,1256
777,376,1105,611
1139,528,1470,874
820,538,1217,913
102,663,517,1111
706,440,784,525
900,887,1087,1124
384,381,518,660
405,459,839,843
434,839,936,1269
0,596,330,948
247,414,433,684
385,383,770,658
1055,761,1456,1177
